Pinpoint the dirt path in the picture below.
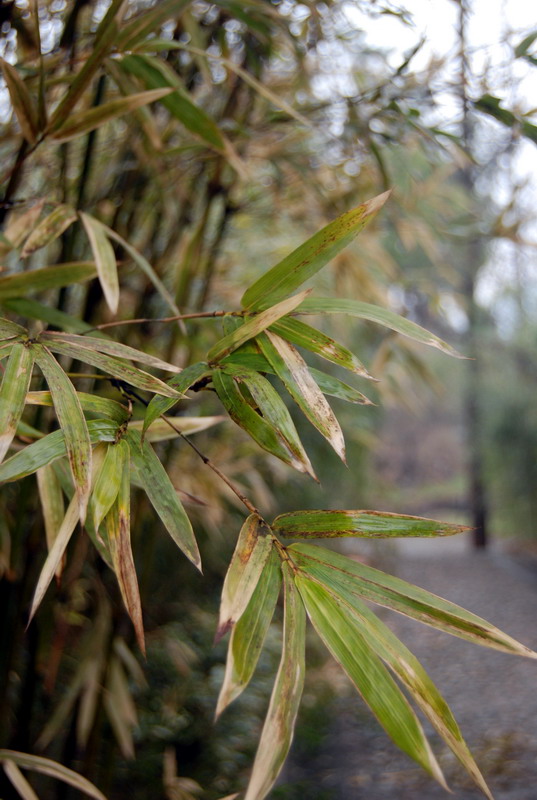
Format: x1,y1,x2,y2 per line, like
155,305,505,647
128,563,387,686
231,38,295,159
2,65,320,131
288,536,537,800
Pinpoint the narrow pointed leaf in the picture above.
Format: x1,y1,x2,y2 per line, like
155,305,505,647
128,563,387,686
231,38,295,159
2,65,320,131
242,192,391,310
0,317,27,338
273,509,469,539
0,263,97,299
216,547,281,717
26,391,128,424
43,339,181,398
103,657,137,758
33,345,91,522
0,343,34,463
79,213,119,313
207,291,310,364
297,298,464,358
3,760,41,800
216,514,273,641
0,751,107,800
244,563,305,800
42,332,181,373
21,205,77,257
51,88,173,142
1,298,94,332
0,59,39,143
270,317,373,379
143,361,211,435
130,415,224,442
37,464,65,552
126,429,201,570
289,543,537,658
92,442,127,531
258,331,346,462
295,575,446,788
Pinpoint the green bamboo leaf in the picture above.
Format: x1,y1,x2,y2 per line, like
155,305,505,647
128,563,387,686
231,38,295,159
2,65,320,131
241,192,391,310
289,543,537,658
26,391,128,424
92,442,127,531
213,369,311,474
297,298,464,358
0,343,34,463
0,58,39,144
37,464,65,553
21,205,77,258
270,317,374,379
0,317,27,338
79,213,119,313
143,361,211,435
130,415,224,442
273,509,469,539
0,342,14,360
0,420,117,482
222,363,315,479
216,547,281,718
1,298,93,332
104,441,145,654
216,514,273,642
207,291,310,364
43,339,181,398
0,751,107,800
0,263,97,299
33,345,92,522
295,575,447,788
116,0,192,50
119,54,224,150
298,559,493,800
126,429,201,570
244,562,305,800
257,331,346,463
43,332,181,374
51,88,173,143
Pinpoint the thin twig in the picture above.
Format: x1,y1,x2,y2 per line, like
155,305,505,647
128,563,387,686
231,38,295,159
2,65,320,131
83,309,243,334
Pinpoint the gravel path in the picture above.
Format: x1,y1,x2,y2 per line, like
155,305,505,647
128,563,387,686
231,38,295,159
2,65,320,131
289,536,537,800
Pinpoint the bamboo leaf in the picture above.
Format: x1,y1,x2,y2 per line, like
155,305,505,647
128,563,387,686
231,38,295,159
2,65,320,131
104,441,145,654
0,751,107,800
297,298,464,358
103,657,137,758
3,760,41,800
43,339,181,398
257,331,346,463
130,415,224,442
244,563,305,800
0,317,27,338
207,291,310,364
126,429,201,570
0,343,34,463
21,205,77,258
295,575,447,788
37,464,65,553
79,213,119,314
216,514,273,642
1,298,94,332
0,59,39,144
289,543,537,658
273,509,470,538
51,88,174,142
92,442,127,531
270,317,374,379
143,362,211,435
33,345,91,522
0,263,97,299
43,332,181,374
216,547,281,717
241,192,391,310
26,391,128,424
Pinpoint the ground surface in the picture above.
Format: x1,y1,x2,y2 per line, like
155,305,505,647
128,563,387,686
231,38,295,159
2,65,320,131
287,534,537,800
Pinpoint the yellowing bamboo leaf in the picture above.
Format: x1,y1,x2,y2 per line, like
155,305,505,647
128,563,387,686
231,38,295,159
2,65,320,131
0,58,39,144
79,213,119,313
3,759,41,800
130,415,224,442
21,205,77,258
258,331,346,463
244,563,305,800
36,464,65,553
0,750,107,800
26,391,128,424
273,510,470,538
216,515,273,642
0,343,34,463
0,263,97,299
92,442,127,531
33,345,92,522
216,547,281,718
44,332,180,374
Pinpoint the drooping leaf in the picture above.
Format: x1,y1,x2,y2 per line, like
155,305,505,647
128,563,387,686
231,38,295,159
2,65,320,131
216,514,273,642
26,391,128,424
297,297,464,358
102,656,137,758
21,205,77,258
0,751,107,800
143,362,211,435
0,263,97,299
3,758,41,800
257,331,346,462
42,332,181,374
273,509,469,538
241,192,391,310
244,562,305,800
37,464,65,553
126,429,201,570
216,547,281,717
33,345,91,522
92,442,127,531
0,343,34,463
295,575,446,788
207,291,309,364
290,543,537,658
0,58,39,144
79,213,119,314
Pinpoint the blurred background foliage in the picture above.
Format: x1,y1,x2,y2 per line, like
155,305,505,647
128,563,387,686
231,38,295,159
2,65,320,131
0,0,535,797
